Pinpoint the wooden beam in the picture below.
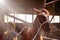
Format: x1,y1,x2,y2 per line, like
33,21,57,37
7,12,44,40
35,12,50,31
44,0,58,6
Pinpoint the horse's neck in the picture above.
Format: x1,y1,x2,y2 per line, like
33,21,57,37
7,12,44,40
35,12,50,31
21,17,42,40
32,18,40,33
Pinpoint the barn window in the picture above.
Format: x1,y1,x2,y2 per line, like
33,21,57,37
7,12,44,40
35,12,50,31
4,14,60,23
4,14,14,23
49,15,59,23
4,14,33,23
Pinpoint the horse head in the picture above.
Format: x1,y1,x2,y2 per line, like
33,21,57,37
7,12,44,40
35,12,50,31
33,8,51,34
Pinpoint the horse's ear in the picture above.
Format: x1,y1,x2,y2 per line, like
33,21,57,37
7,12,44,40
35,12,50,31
33,8,50,16
42,9,50,16
33,8,41,14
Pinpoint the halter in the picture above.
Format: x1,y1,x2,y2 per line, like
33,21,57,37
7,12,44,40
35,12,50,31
32,14,50,40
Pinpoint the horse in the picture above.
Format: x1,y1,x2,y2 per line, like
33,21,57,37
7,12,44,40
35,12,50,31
19,8,51,40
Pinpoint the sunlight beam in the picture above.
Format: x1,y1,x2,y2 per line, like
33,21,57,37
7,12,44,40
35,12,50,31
0,0,5,4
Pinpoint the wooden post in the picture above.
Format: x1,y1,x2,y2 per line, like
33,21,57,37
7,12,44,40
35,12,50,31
14,13,16,30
